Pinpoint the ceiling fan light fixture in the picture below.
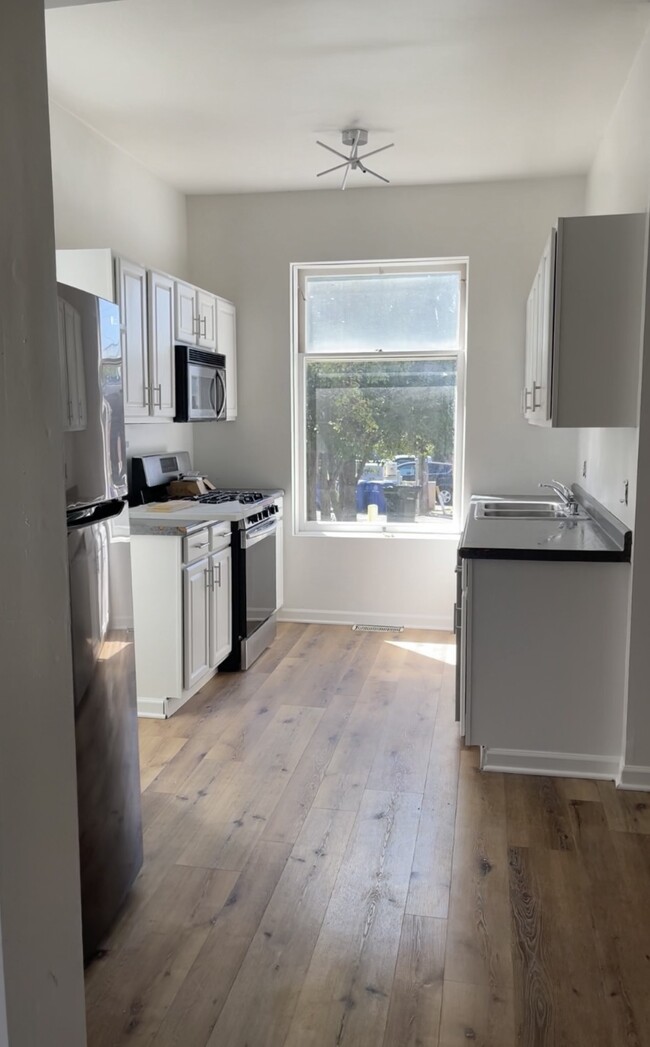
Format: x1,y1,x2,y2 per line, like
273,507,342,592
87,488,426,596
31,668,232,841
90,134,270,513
316,128,394,190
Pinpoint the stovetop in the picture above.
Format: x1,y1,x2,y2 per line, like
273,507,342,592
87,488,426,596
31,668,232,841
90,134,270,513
194,490,267,505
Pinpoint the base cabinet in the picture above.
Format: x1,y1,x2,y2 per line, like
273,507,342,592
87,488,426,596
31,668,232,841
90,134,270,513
131,526,232,718
183,557,211,690
209,547,232,668
183,547,232,690
461,557,630,779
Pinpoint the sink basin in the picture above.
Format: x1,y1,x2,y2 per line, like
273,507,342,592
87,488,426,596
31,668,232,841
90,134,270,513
475,499,589,521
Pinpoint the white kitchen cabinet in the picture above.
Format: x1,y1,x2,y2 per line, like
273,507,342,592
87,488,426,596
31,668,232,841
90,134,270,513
147,270,175,419
209,546,232,668
524,231,554,422
116,257,149,419
175,280,217,351
197,289,217,350
524,213,646,428
131,523,232,718
57,297,87,431
57,249,183,423
460,557,630,779
216,296,237,420
183,557,211,690
175,280,198,344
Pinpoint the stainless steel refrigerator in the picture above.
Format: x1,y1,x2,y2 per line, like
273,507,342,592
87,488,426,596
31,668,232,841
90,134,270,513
59,281,143,962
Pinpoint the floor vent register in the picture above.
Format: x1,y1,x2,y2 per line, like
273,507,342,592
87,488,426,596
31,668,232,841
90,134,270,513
352,624,405,633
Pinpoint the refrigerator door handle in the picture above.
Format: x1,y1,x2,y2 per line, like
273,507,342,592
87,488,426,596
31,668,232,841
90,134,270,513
66,498,126,530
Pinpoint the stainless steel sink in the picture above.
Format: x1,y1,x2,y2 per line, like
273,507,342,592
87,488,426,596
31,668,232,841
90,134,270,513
475,499,589,521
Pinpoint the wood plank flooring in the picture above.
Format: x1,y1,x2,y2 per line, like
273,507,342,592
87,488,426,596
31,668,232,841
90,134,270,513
85,623,650,1047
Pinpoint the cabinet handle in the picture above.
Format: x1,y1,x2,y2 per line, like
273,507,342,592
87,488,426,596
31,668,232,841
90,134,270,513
532,381,542,409
154,384,162,407
216,562,222,588
523,388,532,412
144,385,151,408
192,314,199,336
200,316,207,338
204,566,214,591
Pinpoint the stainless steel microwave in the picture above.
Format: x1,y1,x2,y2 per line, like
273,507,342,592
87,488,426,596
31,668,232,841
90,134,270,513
174,346,227,422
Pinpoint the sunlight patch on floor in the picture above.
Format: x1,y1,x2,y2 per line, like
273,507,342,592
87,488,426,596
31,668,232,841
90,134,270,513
386,639,456,664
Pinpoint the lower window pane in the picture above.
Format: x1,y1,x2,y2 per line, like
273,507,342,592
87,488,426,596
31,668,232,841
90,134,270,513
305,358,457,526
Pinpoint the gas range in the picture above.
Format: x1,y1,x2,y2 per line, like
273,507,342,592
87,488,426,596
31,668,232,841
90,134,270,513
129,453,281,527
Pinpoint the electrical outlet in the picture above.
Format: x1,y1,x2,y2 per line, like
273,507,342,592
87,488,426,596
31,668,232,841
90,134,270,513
582,460,587,479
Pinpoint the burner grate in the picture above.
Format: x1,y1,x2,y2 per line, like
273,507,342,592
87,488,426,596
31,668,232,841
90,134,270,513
197,490,266,505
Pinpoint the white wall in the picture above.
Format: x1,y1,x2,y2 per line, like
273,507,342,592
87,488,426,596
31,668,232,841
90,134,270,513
188,177,584,627
579,26,650,783
0,1,86,1043
49,102,193,464
578,27,650,525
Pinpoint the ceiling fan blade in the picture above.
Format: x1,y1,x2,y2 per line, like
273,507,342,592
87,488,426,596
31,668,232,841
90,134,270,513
317,160,351,177
341,163,351,191
357,143,395,162
316,141,351,162
360,164,390,184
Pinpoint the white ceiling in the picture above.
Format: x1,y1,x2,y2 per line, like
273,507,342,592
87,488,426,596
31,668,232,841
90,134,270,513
44,0,650,195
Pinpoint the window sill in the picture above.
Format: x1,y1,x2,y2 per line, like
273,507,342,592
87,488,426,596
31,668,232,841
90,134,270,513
294,527,461,541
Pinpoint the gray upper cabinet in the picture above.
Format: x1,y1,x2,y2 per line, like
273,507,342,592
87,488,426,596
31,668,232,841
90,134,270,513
524,213,646,428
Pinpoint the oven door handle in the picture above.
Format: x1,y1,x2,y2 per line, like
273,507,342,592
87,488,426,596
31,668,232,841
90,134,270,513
241,520,278,549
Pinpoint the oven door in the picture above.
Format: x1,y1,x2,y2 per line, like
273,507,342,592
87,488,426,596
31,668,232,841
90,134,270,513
241,518,278,668
188,362,225,420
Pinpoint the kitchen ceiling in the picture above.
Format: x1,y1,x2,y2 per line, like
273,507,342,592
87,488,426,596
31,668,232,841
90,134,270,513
44,0,650,195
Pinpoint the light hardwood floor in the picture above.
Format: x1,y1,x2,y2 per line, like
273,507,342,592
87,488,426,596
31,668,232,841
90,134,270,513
86,623,650,1046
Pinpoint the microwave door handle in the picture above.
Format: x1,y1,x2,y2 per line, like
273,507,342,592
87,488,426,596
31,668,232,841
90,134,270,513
209,375,217,414
215,372,225,417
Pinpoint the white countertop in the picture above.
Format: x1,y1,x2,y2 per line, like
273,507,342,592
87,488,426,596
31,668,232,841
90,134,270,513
129,491,283,536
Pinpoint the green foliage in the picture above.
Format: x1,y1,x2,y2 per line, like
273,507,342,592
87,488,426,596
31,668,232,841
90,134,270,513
305,358,456,519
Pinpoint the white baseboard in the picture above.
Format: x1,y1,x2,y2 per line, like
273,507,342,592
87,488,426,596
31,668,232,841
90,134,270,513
616,764,650,791
277,607,453,631
137,697,167,719
481,747,619,781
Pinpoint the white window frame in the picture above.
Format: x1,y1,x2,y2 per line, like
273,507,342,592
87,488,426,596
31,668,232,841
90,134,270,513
291,258,467,537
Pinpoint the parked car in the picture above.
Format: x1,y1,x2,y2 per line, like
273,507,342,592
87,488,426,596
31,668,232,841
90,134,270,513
395,456,453,504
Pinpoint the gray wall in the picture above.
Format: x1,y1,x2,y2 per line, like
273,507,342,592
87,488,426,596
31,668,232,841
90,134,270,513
0,1,86,1043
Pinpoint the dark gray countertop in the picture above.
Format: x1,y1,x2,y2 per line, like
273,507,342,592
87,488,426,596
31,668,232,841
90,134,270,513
459,486,632,562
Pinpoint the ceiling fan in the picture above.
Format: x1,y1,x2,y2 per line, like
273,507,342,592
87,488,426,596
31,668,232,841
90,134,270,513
316,128,395,190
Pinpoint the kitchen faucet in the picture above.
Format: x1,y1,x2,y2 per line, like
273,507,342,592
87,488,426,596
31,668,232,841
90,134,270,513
539,480,580,515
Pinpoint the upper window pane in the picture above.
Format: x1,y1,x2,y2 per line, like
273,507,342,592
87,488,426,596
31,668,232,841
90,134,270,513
304,271,461,354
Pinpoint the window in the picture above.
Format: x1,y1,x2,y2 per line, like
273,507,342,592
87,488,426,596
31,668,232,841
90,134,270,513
292,260,467,535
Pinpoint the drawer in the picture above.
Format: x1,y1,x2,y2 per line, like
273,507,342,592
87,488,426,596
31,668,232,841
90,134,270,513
209,522,231,550
183,528,210,563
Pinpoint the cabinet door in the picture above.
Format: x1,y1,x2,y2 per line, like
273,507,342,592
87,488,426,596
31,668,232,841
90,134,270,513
116,257,149,419
535,229,555,423
459,559,472,741
523,286,536,418
216,297,237,420
209,547,232,668
148,271,175,418
197,289,217,351
175,280,198,344
183,558,210,690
